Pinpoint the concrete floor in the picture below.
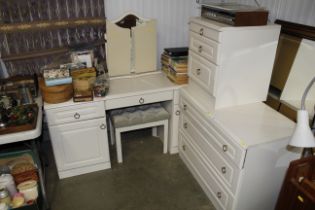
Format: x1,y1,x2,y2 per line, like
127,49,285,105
45,129,215,210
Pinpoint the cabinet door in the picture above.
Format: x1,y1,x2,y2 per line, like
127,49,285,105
49,118,110,171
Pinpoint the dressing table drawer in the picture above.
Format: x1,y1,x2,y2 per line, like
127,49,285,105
46,101,105,126
188,50,218,96
105,90,173,110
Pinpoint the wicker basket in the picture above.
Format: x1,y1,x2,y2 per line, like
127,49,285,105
39,78,73,104
12,169,39,185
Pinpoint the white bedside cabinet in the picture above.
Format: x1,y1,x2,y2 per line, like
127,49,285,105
45,101,111,179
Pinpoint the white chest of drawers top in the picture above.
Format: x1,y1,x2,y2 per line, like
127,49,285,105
188,17,281,112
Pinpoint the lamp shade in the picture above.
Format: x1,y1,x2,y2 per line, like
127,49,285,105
289,110,315,148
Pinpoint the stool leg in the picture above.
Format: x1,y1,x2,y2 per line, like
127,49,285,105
152,127,158,137
109,120,115,146
115,130,123,163
163,121,169,154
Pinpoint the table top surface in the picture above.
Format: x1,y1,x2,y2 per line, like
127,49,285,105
0,98,43,145
212,102,296,148
44,72,181,110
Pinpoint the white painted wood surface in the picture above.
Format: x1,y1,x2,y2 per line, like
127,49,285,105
188,17,281,110
49,117,111,178
179,91,300,210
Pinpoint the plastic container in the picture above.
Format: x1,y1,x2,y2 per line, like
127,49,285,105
0,203,8,210
0,174,17,196
0,187,10,206
17,180,38,202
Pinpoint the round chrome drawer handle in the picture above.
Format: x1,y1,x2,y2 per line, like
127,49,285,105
217,192,222,199
100,124,106,130
198,45,203,53
139,97,145,104
175,110,180,116
184,122,188,129
221,167,227,174
74,113,80,119
199,28,204,36
222,145,228,152
196,69,201,75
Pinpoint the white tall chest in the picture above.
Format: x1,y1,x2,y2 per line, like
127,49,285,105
179,17,300,210
188,17,281,113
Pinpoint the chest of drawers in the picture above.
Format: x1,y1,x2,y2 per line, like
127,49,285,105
179,91,299,210
179,17,300,210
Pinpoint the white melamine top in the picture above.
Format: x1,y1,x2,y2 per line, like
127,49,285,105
0,98,43,145
44,72,180,110
212,102,296,148
189,17,280,32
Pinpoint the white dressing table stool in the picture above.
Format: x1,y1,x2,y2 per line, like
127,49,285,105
109,104,169,163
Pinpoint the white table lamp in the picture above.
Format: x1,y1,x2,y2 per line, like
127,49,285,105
289,76,315,157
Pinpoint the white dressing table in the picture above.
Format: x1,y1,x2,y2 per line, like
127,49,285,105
44,72,181,178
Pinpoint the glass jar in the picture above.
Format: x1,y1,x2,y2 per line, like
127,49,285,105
0,187,10,206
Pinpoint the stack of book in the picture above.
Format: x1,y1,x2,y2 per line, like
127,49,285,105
161,47,188,85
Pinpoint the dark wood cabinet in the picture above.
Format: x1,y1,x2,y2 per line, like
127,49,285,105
275,156,315,210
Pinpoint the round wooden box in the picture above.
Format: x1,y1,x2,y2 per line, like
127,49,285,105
39,78,73,104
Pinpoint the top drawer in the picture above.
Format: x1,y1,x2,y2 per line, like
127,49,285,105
105,90,173,110
190,21,220,42
46,101,105,126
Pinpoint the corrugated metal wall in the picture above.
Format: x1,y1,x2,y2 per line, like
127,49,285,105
104,0,199,67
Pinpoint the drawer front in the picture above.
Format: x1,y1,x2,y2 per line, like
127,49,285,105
179,133,233,210
181,111,240,194
189,31,220,65
46,101,105,126
188,50,217,96
180,95,246,168
190,21,220,42
105,90,173,110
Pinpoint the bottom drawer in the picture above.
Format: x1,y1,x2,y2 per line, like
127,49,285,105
179,132,233,210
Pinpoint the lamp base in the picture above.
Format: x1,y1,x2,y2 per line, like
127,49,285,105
302,148,314,158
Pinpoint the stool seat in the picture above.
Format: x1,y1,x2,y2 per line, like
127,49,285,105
110,104,169,127
109,104,169,163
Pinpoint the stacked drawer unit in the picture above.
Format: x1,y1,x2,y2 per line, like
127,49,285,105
187,17,281,112
179,17,299,210
179,92,299,210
